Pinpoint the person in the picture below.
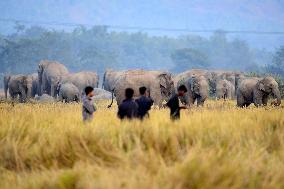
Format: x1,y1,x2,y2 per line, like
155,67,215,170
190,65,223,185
135,86,154,119
82,86,97,122
117,88,138,120
166,85,188,120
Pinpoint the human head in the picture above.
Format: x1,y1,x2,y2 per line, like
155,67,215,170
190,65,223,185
125,88,134,99
139,86,147,95
177,85,187,96
85,86,94,97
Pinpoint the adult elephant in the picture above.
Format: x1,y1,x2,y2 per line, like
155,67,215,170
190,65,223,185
59,71,99,97
216,79,235,100
58,82,80,103
38,60,69,97
177,75,209,107
206,70,244,97
174,69,208,87
237,76,281,107
103,69,125,92
8,75,33,102
4,74,19,99
109,70,174,107
29,73,39,97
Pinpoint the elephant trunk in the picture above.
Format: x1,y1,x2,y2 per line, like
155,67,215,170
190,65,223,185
4,83,8,99
4,76,11,99
38,74,43,96
26,84,32,99
272,88,281,106
107,89,115,108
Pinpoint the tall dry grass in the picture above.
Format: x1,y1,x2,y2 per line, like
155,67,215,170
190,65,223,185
0,100,283,189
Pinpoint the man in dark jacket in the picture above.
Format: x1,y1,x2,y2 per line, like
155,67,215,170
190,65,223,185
135,86,154,119
117,88,138,120
166,85,187,120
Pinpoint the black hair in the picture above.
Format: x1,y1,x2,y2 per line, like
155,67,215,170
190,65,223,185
85,86,94,95
125,88,134,99
139,86,147,95
178,85,188,93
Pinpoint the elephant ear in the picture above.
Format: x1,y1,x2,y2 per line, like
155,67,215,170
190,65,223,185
158,73,167,93
158,73,172,96
190,76,198,91
188,77,194,91
257,81,265,91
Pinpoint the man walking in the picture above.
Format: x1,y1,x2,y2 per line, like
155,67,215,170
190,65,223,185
166,85,187,120
82,86,97,122
135,86,154,119
117,88,138,120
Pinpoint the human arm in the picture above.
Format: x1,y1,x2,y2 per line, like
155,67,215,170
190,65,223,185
83,98,96,113
166,97,173,108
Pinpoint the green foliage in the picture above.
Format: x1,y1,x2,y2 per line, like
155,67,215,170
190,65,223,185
274,75,284,99
266,46,284,78
171,48,209,72
0,25,275,78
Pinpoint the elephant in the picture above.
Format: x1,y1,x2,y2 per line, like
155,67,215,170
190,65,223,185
38,60,69,97
237,76,281,107
92,88,112,100
29,73,39,97
205,70,244,97
4,74,21,99
8,75,33,102
35,94,55,103
174,69,208,87
58,71,99,97
58,82,80,103
177,75,209,107
216,79,235,100
103,69,125,92
108,70,175,107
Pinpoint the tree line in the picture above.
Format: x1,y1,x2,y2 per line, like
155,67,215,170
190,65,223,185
0,25,283,88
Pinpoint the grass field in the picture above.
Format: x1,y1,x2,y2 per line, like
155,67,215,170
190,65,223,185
0,100,283,189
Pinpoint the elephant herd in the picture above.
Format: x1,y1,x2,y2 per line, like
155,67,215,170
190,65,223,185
3,60,282,107
4,61,99,103
103,69,281,108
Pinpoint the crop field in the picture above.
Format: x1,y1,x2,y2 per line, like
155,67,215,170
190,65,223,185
0,100,284,189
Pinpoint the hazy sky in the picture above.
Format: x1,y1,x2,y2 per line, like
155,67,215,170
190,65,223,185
0,0,284,49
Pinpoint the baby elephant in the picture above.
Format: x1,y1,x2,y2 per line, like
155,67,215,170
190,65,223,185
216,79,235,100
58,83,80,103
237,76,281,107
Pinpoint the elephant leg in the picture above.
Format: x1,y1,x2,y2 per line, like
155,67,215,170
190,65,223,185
237,93,246,107
75,96,80,103
253,96,263,107
197,97,205,107
58,94,63,102
10,93,16,101
19,93,24,103
50,84,56,98
191,98,197,107
41,78,46,95
4,88,8,99
188,97,194,107
262,95,269,106
244,103,251,107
